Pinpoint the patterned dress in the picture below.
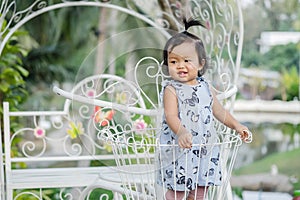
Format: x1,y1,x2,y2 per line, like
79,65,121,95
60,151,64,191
157,77,222,192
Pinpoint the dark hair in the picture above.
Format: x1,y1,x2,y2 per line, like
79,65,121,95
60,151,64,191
163,18,208,77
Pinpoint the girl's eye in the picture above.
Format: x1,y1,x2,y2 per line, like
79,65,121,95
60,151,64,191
170,60,177,64
185,59,191,63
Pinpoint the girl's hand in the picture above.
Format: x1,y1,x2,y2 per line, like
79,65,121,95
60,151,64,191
178,132,193,149
236,125,252,143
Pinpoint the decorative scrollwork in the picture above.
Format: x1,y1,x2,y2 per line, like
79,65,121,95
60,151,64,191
63,136,84,157
21,136,47,158
133,56,169,109
78,104,93,119
14,190,42,199
170,1,184,20
10,128,46,158
2,0,245,199
155,18,171,29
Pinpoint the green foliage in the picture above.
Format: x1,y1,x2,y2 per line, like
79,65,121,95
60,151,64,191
232,187,244,200
22,44,74,85
281,66,299,101
0,22,29,113
85,188,114,200
21,5,99,76
16,5,100,109
241,1,300,101
279,123,300,139
263,43,300,72
14,188,72,200
242,42,299,100
0,19,30,173
241,47,264,68
243,43,300,72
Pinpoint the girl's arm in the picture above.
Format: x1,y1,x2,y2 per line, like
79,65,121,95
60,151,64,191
163,85,192,148
211,91,250,141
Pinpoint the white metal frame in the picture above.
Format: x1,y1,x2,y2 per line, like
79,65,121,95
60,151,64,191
54,57,251,200
1,0,246,199
2,76,137,199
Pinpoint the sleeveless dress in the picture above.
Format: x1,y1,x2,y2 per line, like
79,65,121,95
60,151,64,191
157,77,222,191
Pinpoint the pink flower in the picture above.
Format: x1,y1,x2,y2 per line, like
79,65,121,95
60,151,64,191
206,20,211,31
34,127,46,138
134,119,148,132
86,89,96,98
225,34,229,43
176,2,182,8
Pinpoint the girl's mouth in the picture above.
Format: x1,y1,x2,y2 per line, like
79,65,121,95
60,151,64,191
178,71,187,77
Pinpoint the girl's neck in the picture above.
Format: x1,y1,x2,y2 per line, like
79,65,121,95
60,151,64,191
173,78,199,86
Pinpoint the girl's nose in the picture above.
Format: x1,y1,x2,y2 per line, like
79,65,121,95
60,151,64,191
177,63,185,69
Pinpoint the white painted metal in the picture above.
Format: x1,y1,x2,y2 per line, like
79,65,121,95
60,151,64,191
87,129,243,200
54,41,251,200
0,124,4,200
2,69,251,199
1,0,246,199
2,101,116,199
2,72,158,199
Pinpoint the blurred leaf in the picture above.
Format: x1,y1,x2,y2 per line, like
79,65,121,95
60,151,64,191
281,66,299,100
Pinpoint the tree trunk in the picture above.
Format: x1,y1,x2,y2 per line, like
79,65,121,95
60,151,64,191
94,7,108,75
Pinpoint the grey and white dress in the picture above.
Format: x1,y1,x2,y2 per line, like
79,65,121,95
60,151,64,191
157,77,222,191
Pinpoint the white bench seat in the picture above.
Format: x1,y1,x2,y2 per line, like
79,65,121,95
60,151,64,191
10,167,119,187
2,99,129,199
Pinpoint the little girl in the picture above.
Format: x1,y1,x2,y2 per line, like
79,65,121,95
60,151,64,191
157,18,250,200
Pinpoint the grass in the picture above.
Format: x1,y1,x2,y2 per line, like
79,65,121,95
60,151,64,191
233,147,300,189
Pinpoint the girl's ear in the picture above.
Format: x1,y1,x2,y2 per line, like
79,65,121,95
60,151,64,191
200,58,206,67
198,59,206,77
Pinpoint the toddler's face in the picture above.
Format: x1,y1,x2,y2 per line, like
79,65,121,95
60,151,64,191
167,42,202,85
